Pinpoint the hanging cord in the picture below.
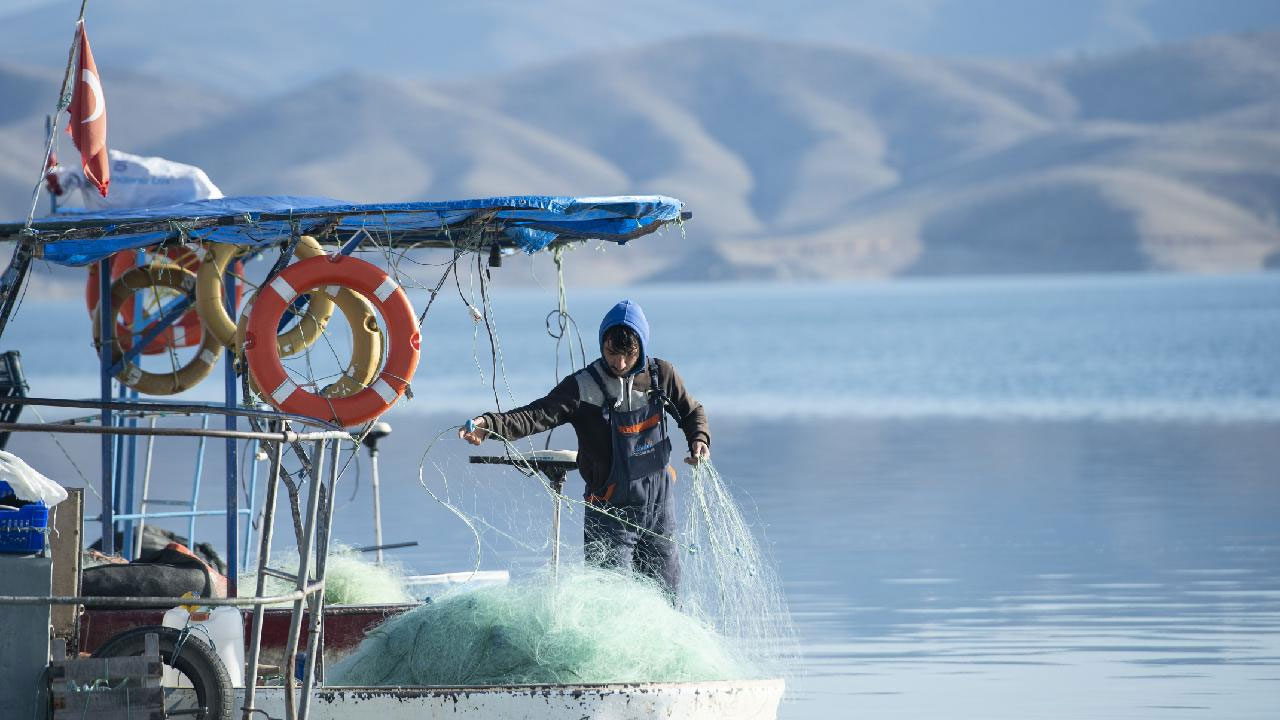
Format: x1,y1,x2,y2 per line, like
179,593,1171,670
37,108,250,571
487,255,516,405
454,246,488,390
475,251,516,410
443,224,519,414
544,244,587,378
28,406,96,497
415,248,460,327
342,445,362,506
542,245,587,449
22,0,87,232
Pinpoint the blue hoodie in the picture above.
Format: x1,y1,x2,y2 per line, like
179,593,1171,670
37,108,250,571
598,300,650,377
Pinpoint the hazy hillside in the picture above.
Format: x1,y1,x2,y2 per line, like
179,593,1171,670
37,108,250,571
4,1,1274,96
0,61,236,228
2,32,1278,284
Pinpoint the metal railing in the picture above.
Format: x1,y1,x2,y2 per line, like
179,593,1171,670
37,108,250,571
0,399,350,720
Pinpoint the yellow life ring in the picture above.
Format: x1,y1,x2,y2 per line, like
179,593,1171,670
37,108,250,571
236,283,382,400
93,265,225,395
195,236,336,355
86,247,206,354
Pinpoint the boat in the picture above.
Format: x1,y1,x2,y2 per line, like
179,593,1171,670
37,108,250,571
0,7,783,715
0,193,785,720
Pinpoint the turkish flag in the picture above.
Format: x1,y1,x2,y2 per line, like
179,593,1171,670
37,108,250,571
66,22,109,197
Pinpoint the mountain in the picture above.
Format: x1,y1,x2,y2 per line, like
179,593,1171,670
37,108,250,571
3,1,1276,96
2,32,1278,285
0,61,238,233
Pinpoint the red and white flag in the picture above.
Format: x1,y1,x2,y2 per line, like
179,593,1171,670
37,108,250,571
65,21,109,197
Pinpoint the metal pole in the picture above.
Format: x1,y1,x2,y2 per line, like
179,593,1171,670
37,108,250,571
134,416,157,558
111,388,125,541
362,422,391,565
121,252,143,558
243,421,284,720
243,442,261,570
224,271,239,597
188,415,209,547
370,447,383,565
300,439,341,711
122,389,139,559
0,241,35,346
284,440,325,720
97,257,114,555
550,474,565,580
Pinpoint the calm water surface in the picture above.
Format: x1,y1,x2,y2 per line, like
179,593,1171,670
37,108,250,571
6,272,1279,718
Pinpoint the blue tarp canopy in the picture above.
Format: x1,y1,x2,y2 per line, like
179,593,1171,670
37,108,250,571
0,194,686,266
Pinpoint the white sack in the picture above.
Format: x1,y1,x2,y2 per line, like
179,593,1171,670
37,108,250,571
0,450,68,506
51,149,223,211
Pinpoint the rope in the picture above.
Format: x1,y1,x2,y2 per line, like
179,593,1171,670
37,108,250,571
28,406,96,496
543,246,587,449
22,1,88,234
475,251,516,410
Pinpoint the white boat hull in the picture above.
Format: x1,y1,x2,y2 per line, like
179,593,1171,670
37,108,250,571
191,678,785,719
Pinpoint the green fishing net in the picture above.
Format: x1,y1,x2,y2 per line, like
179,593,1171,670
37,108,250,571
680,461,798,674
242,545,413,606
328,565,748,686
321,551,414,605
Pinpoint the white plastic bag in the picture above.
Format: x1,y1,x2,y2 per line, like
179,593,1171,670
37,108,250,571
0,451,68,506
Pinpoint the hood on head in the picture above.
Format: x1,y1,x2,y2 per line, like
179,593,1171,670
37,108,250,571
598,299,650,377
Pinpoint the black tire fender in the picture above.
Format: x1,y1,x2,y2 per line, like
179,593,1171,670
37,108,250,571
92,625,233,720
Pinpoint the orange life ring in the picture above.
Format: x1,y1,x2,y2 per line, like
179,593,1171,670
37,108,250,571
234,284,383,401
244,255,419,427
85,248,211,354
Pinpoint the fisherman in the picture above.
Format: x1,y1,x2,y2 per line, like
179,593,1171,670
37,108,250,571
459,299,710,595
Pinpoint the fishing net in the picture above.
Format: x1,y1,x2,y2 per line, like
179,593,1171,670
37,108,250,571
321,550,414,604
242,545,412,606
679,460,798,675
328,565,748,686
212,234,797,684
325,443,796,687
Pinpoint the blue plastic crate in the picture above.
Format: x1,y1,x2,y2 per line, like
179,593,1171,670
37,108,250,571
0,479,47,554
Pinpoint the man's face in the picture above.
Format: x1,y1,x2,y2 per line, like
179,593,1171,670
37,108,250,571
603,342,639,377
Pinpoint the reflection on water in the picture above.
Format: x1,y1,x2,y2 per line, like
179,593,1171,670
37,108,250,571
723,417,1280,719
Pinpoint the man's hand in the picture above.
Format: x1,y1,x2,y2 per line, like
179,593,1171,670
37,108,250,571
458,416,489,445
684,440,709,466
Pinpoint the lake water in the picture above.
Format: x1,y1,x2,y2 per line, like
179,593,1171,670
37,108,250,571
6,271,1279,718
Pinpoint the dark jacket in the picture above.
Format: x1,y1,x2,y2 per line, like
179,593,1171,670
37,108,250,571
482,357,710,499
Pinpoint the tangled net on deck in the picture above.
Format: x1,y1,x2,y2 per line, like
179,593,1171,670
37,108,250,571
679,460,798,674
328,566,749,686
